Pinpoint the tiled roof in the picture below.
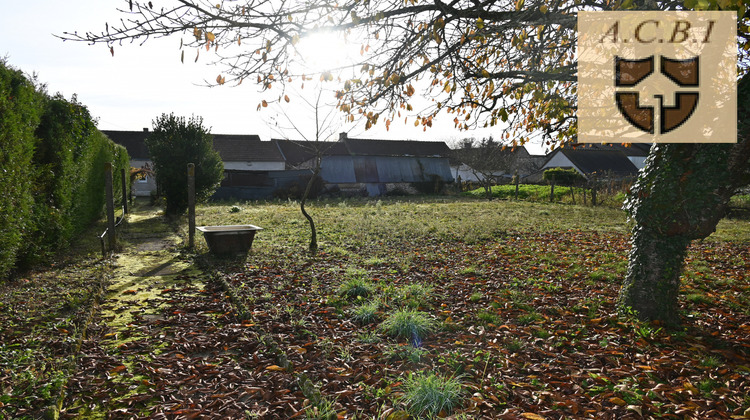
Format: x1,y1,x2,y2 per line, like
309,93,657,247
567,142,651,156
273,140,350,166
212,134,284,162
344,138,451,157
560,149,639,176
103,130,284,162
102,130,150,159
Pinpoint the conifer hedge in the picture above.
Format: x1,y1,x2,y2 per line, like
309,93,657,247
0,60,129,278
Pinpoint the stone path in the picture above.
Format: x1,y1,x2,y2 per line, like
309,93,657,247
60,202,272,418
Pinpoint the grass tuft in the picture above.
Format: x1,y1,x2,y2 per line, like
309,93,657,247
400,372,464,418
351,300,380,324
338,278,375,300
379,309,436,343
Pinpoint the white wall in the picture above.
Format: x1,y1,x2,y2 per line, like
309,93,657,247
541,153,583,175
223,161,286,171
627,156,647,170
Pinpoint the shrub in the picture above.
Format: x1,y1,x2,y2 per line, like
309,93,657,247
543,167,585,186
400,372,464,418
0,60,41,278
0,60,130,278
146,113,223,215
20,95,129,266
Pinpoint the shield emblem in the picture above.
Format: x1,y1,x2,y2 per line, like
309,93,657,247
614,55,699,134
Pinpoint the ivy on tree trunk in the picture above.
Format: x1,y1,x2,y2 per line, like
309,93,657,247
619,75,750,325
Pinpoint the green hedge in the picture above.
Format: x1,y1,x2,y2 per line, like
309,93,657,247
0,61,43,278
0,60,129,277
542,168,585,185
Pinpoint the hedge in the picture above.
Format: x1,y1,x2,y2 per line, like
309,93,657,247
0,61,43,278
0,60,130,278
542,167,585,185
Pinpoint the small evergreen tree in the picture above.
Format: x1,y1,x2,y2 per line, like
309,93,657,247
146,113,223,215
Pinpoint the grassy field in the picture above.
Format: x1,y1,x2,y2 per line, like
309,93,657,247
188,197,749,418
1,196,748,418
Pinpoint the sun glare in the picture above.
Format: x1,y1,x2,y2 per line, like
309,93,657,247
296,30,359,74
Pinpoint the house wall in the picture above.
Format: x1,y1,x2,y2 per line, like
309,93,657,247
451,164,482,182
317,155,454,196
627,156,647,170
130,159,157,197
320,156,357,183
541,153,582,175
223,161,286,171
375,156,453,183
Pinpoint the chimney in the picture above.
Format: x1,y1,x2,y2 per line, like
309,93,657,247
339,132,347,142
143,127,149,132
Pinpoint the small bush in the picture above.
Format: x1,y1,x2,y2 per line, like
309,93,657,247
380,309,436,343
146,113,223,215
400,372,464,418
543,167,585,185
0,60,41,278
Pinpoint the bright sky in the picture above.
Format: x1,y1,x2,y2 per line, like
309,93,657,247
0,1,541,151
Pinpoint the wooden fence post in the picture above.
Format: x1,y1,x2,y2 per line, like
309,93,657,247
121,167,128,214
105,162,116,250
188,163,195,249
591,186,597,206
549,178,555,203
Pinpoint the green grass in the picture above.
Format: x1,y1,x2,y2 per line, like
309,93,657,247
395,282,434,308
379,309,436,343
384,344,429,364
464,184,628,208
476,309,500,325
351,300,380,324
400,372,464,418
338,277,375,300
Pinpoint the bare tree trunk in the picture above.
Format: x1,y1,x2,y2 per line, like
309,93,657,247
582,185,587,205
484,180,492,200
301,158,320,254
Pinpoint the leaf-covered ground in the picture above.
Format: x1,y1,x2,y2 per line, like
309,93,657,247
202,199,749,419
1,198,748,419
0,227,109,419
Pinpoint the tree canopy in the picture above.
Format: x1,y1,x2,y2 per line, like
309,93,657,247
63,0,748,145
146,113,224,215
66,0,750,324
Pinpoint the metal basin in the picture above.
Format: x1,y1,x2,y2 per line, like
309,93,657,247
197,225,262,255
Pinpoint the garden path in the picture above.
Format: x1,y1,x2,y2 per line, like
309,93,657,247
60,201,271,418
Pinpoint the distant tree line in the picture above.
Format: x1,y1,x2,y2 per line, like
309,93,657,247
0,59,129,280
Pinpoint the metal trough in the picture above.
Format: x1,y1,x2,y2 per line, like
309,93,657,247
197,225,262,255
